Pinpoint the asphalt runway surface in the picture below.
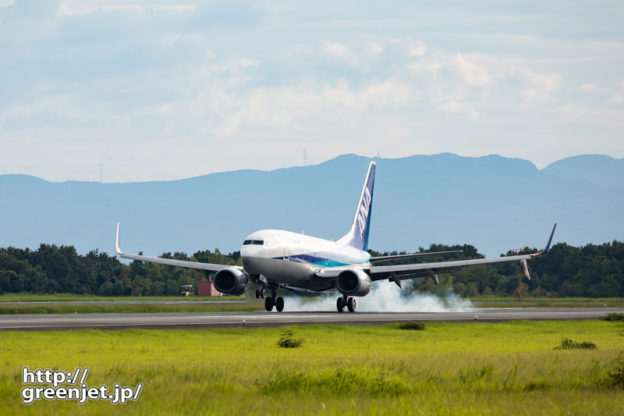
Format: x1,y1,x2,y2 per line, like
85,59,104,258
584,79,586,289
1,307,622,330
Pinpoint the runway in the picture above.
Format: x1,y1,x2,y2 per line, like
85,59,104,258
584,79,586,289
0,307,622,330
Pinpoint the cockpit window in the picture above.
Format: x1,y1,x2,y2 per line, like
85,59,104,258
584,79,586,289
243,240,264,245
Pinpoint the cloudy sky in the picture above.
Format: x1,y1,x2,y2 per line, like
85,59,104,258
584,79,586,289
1,0,623,182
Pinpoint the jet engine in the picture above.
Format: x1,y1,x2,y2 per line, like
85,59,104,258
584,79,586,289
336,269,372,296
213,268,248,295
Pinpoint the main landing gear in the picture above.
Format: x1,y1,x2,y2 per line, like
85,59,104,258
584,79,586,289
263,288,284,312
337,295,356,313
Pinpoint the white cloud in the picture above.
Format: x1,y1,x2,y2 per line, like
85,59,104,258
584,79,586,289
211,78,414,136
454,54,492,87
408,40,427,57
612,81,624,103
0,0,14,8
1,2,623,181
133,103,174,117
365,41,384,56
320,40,351,59
438,101,480,121
150,5,196,13
1,95,75,124
57,0,196,18
319,40,362,66
512,68,562,103
408,60,442,73
580,82,624,103
582,83,602,93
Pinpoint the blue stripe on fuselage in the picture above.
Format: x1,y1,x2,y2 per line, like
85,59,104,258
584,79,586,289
272,254,363,268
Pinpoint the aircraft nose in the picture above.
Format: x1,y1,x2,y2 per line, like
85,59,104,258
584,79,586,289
241,252,264,274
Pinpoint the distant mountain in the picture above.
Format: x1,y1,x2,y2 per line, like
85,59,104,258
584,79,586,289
542,154,624,189
0,153,622,257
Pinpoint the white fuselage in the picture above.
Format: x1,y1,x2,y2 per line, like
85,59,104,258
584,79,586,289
240,229,371,291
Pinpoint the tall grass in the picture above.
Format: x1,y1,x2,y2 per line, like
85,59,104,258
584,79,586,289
0,320,622,415
555,338,598,350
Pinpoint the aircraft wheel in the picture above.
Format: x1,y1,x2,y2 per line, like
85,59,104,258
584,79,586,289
255,289,260,299
337,297,345,313
275,297,284,312
265,297,275,312
347,297,356,313
260,288,265,299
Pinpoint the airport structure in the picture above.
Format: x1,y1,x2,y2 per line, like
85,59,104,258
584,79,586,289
197,280,220,297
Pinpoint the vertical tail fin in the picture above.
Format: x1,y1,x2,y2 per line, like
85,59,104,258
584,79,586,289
338,161,376,251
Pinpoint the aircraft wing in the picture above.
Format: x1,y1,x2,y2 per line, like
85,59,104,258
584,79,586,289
115,223,236,272
370,250,463,263
370,253,534,280
315,252,537,280
370,224,557,282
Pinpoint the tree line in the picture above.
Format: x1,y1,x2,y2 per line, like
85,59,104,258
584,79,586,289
370,241,624,298
0,245,239,296
0,241,622,297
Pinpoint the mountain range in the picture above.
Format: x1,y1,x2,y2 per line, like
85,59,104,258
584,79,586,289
1,153,622,257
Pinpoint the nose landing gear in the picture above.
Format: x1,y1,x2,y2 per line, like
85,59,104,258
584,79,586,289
336,295,356,313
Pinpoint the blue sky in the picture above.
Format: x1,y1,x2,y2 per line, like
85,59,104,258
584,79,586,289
1,0,623,182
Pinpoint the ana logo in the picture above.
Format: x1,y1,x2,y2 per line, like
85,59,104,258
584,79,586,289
356,187,372,239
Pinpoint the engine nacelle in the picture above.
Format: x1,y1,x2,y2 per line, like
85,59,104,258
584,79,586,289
214,268,248,295
336,269,372,296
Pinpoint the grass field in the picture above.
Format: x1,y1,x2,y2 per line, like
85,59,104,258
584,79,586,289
0,293,254,314
0,293,245,302
471,296,624,308
0,302,259,314
1,320,623,415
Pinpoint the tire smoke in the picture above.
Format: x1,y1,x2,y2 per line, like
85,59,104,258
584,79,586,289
285,281,473,312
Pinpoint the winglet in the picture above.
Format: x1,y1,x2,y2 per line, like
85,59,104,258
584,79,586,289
543,223,557,254
115,222,123,255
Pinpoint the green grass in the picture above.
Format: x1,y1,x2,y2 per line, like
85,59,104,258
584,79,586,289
471,296,624,308
0,302,258,314
398,321,426,330
277,329,305,348
555,338,598,350
1,320,623,415
601,313,624,321
0,293,254,313
0,293,245,302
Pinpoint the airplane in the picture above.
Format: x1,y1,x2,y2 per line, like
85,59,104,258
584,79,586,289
115,161,557,313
